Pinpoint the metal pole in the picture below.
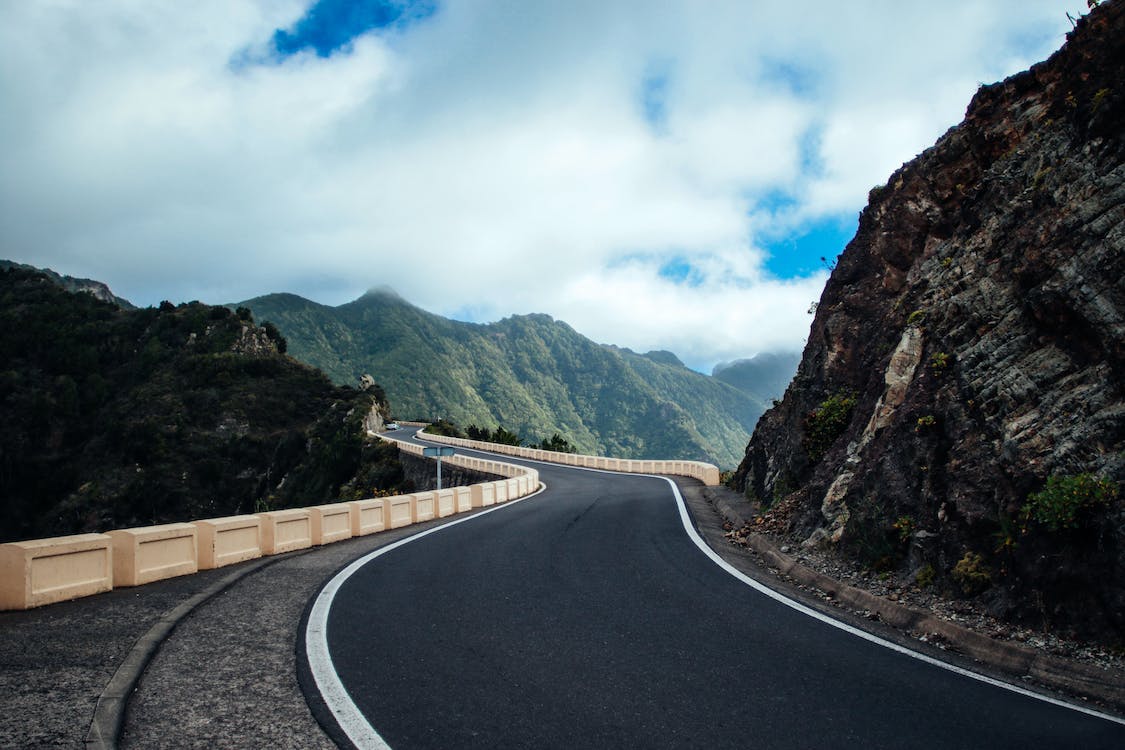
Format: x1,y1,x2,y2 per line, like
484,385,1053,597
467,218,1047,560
436,456,443,490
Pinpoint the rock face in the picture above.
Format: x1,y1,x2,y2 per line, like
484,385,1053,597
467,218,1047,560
732,3,1124,640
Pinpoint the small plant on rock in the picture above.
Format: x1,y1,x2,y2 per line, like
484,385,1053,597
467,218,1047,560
952,551,991,595
1022,473,1119,532
915,564,936,588
802,391,858,462
892,515,916,543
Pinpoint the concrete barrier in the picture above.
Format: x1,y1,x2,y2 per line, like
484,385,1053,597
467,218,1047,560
195,515,262,570
435,489,456,518
471,483,495,508
0,534,113,610
350,498,388,536
259,509,313,555
453,487,472,513
385,495,414,529
417,429,722,486
109,523,197,587
311,503,353,546
506,478,521,499
413,492,436,523
494,481,509,504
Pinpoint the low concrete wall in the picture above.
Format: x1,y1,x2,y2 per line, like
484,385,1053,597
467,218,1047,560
109,523,198,587
385,495,414,529
0,534,113,609
470,483,495,508
417,430,720,486
259,509,313,555
195,515,262,571
435,489,456,518
412,492,436,523
350,498,387,537
311,503,353,546
454,487,472,513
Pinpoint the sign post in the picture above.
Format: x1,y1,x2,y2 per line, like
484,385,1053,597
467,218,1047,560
422,446,457,489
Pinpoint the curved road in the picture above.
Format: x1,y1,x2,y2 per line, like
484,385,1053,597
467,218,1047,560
303,429,1124,749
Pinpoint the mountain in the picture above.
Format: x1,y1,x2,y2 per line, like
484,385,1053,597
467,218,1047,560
0,259,135,309
732,3,1124,641
0,266,408,543
238,290,767,466
712,352,800,404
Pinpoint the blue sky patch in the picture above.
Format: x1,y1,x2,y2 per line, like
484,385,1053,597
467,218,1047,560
763,215,856,278
271,0,436,58
658,257,704,287
640,62,673,133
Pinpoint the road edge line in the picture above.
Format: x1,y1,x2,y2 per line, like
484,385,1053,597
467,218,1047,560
302,484,547,750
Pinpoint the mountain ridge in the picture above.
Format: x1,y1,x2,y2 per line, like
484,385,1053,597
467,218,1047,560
239,289,770,466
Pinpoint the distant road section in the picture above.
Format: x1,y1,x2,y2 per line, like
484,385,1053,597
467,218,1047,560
304,429,1125,749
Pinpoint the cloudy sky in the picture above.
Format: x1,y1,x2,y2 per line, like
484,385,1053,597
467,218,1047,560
0,1,1087,372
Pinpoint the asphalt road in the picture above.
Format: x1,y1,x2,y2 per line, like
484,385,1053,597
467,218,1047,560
303,430,1125,749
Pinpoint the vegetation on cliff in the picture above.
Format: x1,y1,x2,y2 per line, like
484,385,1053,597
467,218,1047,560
0,266,409,542
732,2,1125,642
238,289,767,466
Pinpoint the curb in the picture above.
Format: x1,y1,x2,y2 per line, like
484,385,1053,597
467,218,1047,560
706,490,1125,716
83,555,286,749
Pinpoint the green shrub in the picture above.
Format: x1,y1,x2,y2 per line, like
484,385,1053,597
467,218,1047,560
951,552,991,595
892,515,915,543
1022,473,1119,532
915,564,936,588
802,391,857,462
929,352,950,372
915,415,936,432
906,310,926,326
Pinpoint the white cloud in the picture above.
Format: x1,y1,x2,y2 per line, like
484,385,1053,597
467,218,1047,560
0,0,1088,372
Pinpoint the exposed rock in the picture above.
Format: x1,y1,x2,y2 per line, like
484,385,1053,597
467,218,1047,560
733,2,1124,642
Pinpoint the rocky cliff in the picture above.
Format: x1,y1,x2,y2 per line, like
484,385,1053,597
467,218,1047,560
732,2,1124,641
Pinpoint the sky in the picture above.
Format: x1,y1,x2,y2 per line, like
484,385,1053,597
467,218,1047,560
0,0,1088,373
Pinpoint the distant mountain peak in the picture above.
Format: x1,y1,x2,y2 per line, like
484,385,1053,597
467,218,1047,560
362,285,404,300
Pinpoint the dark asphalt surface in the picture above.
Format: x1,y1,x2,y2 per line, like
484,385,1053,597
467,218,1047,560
312,433,1125,749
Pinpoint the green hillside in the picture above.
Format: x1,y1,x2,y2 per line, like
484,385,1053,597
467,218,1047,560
240,289,768,466
0,267,409,542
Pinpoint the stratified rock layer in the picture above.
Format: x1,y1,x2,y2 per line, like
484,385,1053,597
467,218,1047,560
733,2,1124,640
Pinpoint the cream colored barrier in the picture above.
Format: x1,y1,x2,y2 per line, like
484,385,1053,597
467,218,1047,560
385,495,414,529
0,534,113,609
0,426,546,610
259,509,313,555
311,503,353,546
195,515,262,570
417,429,721,486
412,492,436,523
350,498,387,536
109,523,198,587
435,489,456,518
470,483,495,508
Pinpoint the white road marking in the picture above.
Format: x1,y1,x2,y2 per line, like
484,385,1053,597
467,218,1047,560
304,485,546,750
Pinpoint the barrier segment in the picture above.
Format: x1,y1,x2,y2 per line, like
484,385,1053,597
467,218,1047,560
413,492,436,523
259,509,313,555
435,489,456,518
417,429,722,486
0,534,113,610
195,515,262,570
385,495,414,529
454,487,473,513
109,523,198,587
350,498,387,536
311,503,353,546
